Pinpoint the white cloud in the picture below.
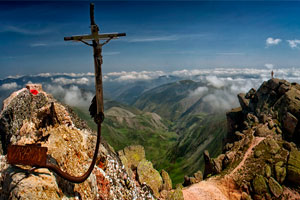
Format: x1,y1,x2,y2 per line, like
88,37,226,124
0,25,51,35
30,43,47,47
5,75,22,79
266,37,282,46
189,86,208,97
206,76,225,88
64,86,93,108
0,82,18,90
216,52,245,55
36,73,51,77
52,77,90,85
44,85,93,108
3,68,300,113
107,71,165,82
129,35,179,42
202,90,238,112
265,63,274,69
287,39,300,48
29,41,72,48
128,33,204,43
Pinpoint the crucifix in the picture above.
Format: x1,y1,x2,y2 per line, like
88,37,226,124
7,3,126,183
65,3,126,120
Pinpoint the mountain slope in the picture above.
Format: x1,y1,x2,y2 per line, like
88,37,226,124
134,80,206,121
182,78,300,199
71,100,178,169
165,113,227,184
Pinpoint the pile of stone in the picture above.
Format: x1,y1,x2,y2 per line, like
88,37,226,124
0,84,154,200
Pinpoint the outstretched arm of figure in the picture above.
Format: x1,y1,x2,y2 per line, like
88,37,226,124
101,38,112,46
79,40,93,46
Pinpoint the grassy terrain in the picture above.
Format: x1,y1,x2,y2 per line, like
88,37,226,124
72,105,227,185
165,113,227,184
70,80,228,186
71,105,178,169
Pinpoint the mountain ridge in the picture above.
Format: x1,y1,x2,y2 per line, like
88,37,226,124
182,78,300,199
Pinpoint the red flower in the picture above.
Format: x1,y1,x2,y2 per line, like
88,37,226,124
30,89,39,95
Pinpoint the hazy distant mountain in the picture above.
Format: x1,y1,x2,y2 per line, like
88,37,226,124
133,79,240,121
134,80,205,120
0,73,181,109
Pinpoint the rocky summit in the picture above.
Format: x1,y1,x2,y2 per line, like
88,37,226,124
182,78,300,199
0,84,178,200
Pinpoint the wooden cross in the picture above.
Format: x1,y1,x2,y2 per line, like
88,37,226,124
64,3,126,119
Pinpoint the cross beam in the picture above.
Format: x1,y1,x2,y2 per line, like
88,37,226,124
64,33,126,41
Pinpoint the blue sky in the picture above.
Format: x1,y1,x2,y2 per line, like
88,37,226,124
1,1,300,78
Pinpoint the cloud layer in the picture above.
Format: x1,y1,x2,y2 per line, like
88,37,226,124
2,68,300,113
0,82,18,90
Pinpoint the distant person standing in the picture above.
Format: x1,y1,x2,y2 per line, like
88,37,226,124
271,70,274,79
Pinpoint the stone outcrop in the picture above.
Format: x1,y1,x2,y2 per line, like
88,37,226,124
0,84,154,200
182,170,203,187
268,177,283,198
118,144,178,199
161,169,172,191
137,159,163,198
252,175,268,195
238,93,250,111
205,78,300,199
287,149,300,185
283,112,298,138
227,78,300,143
166,187,183,200
119,145,145,169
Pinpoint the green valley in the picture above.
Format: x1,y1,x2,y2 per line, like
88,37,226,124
71,79,229,185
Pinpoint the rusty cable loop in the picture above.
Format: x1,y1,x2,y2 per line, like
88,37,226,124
7,117,102,183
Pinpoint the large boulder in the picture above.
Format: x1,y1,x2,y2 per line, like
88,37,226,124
166,187,184,200
254,124,273,137
265,165,271,178
268,177,283,198
252,175,268,195
1,167,61,200
226,107,243,135
238,93,250,111
120,145,146,170
275,161,286,184
137,159,163,198
161,169,172,191
274,87,300,120
282,112,298,138
287,149,300,185
193,170,203,182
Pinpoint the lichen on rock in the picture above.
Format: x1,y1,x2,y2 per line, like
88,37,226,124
287,149,300,185
137,159,163,198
